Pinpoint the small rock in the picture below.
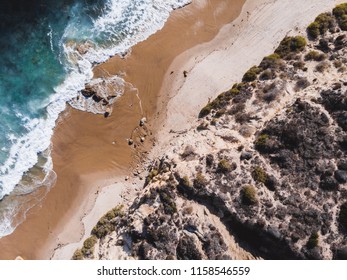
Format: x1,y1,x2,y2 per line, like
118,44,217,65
125,176,129,181
240,151,252,161
140,137,145,143
140,117,147,127
92,94,102,103
128,139,134,145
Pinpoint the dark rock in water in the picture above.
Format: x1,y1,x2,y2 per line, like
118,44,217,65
240,151,252,161
92,94,103,103
81,86,96,98
335,170,347,183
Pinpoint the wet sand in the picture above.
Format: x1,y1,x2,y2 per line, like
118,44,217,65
0,0,245,259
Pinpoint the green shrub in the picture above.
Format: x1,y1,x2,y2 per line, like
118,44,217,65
83,236,97,250
104,205,124,220
199,104,213,118
199,91,234,118
307,232,319,249
307,21,320,39
242,66,261,82
241,185,258,205
308,13,335,39
275,36,307,59
91,205,124,239
304,50,326,61
339,202,347,230
145,169,159,185
252,166,268,184
259,53,282,70
333,4,347,30
72,249,84,260
217,159,232,173
193,172,207,189
333,3,347,19
181,176,191,187
159,188,177,214
81,236,98,256
339,17,347,30
255,134,269,147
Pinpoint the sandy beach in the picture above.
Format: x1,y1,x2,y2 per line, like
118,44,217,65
0,0,245,260
0,0,345,260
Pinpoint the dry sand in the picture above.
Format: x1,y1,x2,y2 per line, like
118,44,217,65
0,0,344,260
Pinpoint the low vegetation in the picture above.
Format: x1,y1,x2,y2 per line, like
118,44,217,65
92,205,124,239
333,3,347,31
304,50,327,61
217,159,233,173
145,168,159,185
259,53,282,70
252,166,269,185
255,134,269,148
242,66,261,82
275,36,307,59
306,232,319,249
241,185,258,205
307,13,335,39
193,172,208,189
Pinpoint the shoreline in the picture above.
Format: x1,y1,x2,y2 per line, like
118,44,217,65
0,0,246,260
0,0,344,260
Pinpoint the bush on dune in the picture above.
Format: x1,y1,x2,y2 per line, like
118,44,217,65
307,13,335,39
275,36,307,59
333,3,347,31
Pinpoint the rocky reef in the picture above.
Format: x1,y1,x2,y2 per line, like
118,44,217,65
73,4,347,260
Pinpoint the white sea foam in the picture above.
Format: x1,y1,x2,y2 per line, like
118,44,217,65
0,0,191,237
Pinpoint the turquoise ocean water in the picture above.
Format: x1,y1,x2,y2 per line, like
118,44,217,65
0,0,190,237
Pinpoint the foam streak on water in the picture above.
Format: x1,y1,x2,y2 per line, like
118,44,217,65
0,0,191,237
